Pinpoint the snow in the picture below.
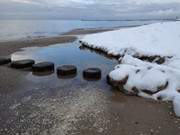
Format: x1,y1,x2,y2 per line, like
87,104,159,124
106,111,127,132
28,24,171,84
80,21,180,57
110,55,180,100
79,21,180,117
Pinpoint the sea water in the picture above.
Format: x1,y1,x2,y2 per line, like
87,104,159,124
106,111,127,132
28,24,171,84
0,19,159,41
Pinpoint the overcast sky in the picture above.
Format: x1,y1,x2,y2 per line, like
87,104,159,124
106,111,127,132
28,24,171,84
0,0,180,20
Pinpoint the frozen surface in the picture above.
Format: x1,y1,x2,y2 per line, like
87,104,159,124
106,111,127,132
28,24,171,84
80,21,180,117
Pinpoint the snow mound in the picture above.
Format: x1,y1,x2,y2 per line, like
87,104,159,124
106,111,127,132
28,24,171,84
109,55,180,99
109,55,180,117
79,21,180,117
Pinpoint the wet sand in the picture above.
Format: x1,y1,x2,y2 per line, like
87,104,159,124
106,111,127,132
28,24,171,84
62,28,115,35
0,28,180,135
0,36,77,56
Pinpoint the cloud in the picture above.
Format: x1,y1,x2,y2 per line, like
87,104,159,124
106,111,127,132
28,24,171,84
0,0,180,19
11,0,38,4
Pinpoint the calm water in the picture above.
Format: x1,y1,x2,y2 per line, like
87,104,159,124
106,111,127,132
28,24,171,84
0,20,160,41
11,41,117,76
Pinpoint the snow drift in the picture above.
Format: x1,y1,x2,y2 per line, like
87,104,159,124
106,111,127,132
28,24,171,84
79,21,180,117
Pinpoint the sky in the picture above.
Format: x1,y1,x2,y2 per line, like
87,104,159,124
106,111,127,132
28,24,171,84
0,0,180,20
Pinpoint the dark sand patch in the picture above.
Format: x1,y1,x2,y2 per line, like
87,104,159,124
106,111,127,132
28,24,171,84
0,36,76,56
63,28,114,35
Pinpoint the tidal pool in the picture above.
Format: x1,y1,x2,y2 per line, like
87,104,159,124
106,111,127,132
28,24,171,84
11,40,118,81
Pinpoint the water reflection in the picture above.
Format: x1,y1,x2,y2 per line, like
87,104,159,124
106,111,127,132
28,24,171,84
57,73,77,79
32,70,54,76
82,77,101,81
79,45,119,60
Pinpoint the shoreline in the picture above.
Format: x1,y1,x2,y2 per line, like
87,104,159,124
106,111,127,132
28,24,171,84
0,36,77,56
0,28,114,57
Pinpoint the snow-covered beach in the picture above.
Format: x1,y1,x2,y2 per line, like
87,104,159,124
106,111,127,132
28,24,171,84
79,21,180,117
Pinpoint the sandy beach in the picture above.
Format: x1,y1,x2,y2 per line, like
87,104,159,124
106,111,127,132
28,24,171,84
0,28,180,135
